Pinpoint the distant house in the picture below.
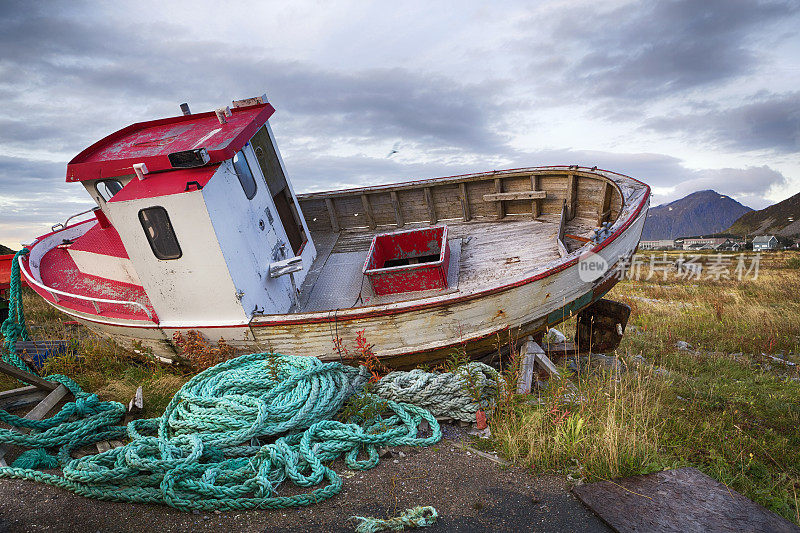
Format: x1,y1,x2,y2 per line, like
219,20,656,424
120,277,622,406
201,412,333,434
752,235,778,251
639,239,675,250
717,238,746,251
682,237,727,250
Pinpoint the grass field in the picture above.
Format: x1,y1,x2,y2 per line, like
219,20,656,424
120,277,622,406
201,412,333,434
1,250,799,524
490,250,800,524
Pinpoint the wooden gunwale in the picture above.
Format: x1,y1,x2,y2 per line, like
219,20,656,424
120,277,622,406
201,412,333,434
23,166,649,333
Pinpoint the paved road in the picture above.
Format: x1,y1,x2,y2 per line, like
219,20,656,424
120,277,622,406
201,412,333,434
0,438,609,532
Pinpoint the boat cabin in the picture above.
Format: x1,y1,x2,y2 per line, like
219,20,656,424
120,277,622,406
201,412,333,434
62,95,316,325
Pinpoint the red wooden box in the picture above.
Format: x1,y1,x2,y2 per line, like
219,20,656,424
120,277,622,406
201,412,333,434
363,226,450,295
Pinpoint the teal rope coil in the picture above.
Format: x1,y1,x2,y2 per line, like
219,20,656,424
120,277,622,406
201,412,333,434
1,248,32,371
351,505,438,532
0,252,445,511
0,353,442,511
370,363,503,422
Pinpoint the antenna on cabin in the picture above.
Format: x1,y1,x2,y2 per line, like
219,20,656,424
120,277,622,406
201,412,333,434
180,103,191,116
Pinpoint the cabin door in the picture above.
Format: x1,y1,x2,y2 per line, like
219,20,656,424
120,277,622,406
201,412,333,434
249,126,306,255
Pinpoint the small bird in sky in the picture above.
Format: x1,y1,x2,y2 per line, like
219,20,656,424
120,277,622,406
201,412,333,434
386,141,401,158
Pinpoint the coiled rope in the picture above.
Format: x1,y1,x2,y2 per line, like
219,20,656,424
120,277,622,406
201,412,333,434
1,248,32,371
0,353,442,511
0,248,501,513
371,363,503,422
351,505,438,532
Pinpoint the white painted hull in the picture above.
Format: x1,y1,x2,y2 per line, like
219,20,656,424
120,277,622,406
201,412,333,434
23,167,649,366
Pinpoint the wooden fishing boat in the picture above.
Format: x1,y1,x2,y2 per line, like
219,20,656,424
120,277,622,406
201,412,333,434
18,95,650,366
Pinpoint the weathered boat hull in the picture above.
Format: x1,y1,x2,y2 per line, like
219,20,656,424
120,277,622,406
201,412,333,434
21,166,649,366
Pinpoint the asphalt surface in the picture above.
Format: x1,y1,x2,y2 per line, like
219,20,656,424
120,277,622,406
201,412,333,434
0,433,609,533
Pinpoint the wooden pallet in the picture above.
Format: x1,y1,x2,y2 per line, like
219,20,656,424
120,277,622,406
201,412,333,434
0,360,69,467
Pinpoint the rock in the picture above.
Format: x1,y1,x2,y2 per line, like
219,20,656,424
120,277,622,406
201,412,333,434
397,451,406,458
379,447,393,459
675,341,693,351
545,328,567,344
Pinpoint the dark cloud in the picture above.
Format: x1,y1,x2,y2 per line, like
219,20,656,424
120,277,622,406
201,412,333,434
0,1,795,245
644,91,800,153
525,0,797,103
0,7,505,155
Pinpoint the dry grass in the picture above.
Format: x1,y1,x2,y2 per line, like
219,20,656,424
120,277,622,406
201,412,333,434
489,250,800,524
491,364,666,480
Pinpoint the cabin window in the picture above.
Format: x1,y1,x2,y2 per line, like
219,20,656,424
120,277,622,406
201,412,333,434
138,207,182,260
95,179,123,202
233,150,257,200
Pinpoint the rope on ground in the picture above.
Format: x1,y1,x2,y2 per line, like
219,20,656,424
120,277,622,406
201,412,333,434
0,247,129,468
351,506,438,532
370,363,503,422
0,353,442,511
1,248,32,371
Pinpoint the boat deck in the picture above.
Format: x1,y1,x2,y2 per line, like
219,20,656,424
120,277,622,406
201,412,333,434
36,245,157,321
297,215,595,312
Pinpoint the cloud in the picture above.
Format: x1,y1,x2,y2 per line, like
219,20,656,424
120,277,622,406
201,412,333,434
0,1,797,246
523,0,798,105
650,165,789,209
644,91,800,153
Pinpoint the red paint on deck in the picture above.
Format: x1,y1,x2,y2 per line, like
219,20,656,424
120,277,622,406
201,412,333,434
29,248,156,322
69,223,129,258
66,103,274,182
363,226,450,295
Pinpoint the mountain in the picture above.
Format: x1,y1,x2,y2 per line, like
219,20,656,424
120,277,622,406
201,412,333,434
0,244,16,255
641,190,752,240
727,191,800,238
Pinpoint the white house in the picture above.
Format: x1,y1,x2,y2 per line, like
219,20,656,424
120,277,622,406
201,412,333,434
752,235,778,251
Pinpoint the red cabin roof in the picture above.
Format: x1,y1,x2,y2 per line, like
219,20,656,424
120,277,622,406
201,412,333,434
66,103,275,183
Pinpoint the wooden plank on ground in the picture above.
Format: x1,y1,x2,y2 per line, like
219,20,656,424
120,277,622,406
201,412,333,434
534,350,560,377
0,384,69,466
482,191,547,202
0,360,59,391
573,467,800,533
0,386,48,412
516,336,542,394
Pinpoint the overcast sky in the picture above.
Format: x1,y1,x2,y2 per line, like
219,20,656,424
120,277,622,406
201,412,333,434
1,0,798,247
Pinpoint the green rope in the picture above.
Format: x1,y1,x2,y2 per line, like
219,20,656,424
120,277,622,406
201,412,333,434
0,249,444,512
0,353,442,511
1,248,32,371
351,506,438,532
370,363,503,422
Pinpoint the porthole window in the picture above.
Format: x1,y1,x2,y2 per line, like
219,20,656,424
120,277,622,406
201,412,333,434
138,207,182,260
233,150,257,200
95,179,123,201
